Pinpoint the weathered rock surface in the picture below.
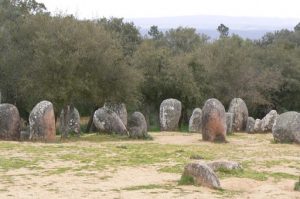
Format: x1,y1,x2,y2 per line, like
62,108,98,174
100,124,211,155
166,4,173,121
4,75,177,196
225,112,233,134
272,111,300,143
60,105,80,138
254,119,262,133
228,98,249,132
246,117,255,133
29,101,56,142
93,107,128,135
261,110,278,132
189,108,202,133
128,112,148,139
104,103,127,127
182,162,221,189
0,104,20,140
160,98,182,131
207,160,242,171
202,98,227,142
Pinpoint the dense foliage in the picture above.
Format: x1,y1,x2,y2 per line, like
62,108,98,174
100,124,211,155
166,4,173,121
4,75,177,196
1,0,299,127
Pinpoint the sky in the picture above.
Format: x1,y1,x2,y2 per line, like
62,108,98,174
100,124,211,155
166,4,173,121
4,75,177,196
38,0,300,19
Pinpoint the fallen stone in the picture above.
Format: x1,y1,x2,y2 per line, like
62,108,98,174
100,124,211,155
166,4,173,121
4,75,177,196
182,162,221,189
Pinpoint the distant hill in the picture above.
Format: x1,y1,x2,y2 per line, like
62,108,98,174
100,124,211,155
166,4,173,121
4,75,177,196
125,15,300,40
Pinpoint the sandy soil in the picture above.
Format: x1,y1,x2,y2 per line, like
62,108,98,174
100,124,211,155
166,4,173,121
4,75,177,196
0,132,299,199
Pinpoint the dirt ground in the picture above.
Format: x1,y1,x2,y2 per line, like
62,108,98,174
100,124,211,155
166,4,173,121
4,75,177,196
0,132,299,199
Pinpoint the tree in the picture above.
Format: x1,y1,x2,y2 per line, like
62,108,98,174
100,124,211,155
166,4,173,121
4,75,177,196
19,15,142,134
164,27,209,54
217,23,229,38
0,0,47,116
148,25,163,40
98,17,141,57
193,35,281,116
294,22,300,32
133,39,203,126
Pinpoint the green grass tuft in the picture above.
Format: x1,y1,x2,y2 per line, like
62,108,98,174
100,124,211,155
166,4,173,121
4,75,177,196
295,179,300,191
178,175,195,185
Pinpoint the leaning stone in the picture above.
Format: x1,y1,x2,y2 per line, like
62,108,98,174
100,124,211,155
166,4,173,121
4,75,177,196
93,107,128,135
202,98,227,142
189,108,202,133
128,112,149,139
104,103,127,127
246,117,255,133
207,160,242,171
0,104,20,140
59,105,81,138
272,111,300,144
261,110,278,132
160,98,182,131
29,100,56,142
182,162,221,189
225,112,233,134
228,98,249,132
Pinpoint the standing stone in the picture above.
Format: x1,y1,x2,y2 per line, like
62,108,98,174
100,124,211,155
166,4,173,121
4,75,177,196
225,112,233,134
202,98,227,142
261,110,278,132
59,105,81,138
104,103,127,127
93,107,128,135
228,98,249,132
0,91,1,104
160,98,182,131
182,162,221,189
0,104,20,140
29,101,56,142
246,117,255,133
253,119,262,133
128,112,149,139
189,108,202,133
272,111,300,144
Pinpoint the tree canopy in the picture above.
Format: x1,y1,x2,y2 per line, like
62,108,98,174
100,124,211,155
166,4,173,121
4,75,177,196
1,0,300,127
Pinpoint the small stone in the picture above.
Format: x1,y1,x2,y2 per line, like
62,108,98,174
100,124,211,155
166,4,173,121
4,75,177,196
202,98,227,142
228,98,249,132
128,112,149,139
60,105,80,138
20,130,30,141
272,111,300,143
207,160,242,171
93,107,128,135
29,100,56,142
246,117,255,133
189,108,202,133
182,162,221,189
0,104,21,140
226,112,233,134
261,110,278,132
160,98,182,131
254,119,262,133
104,103,127,127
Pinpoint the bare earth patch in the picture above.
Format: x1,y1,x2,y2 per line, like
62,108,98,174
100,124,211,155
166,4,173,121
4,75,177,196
0,132,299,198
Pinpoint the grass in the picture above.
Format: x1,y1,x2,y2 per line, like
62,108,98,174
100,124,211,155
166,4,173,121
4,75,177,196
0,132,299,198
178,175,195,185
294,177,300,191
123,184,174,191
0,157,33,171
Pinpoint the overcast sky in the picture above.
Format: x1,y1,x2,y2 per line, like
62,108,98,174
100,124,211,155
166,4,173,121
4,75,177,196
38,0,300,19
